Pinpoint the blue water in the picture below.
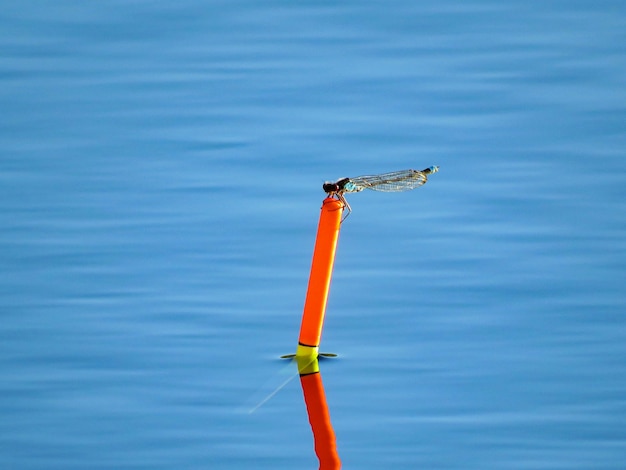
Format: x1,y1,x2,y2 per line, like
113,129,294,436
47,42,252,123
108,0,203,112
1,1,625,468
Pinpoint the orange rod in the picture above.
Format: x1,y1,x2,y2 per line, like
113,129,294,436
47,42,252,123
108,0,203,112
297,197,344,351
300,371,341,469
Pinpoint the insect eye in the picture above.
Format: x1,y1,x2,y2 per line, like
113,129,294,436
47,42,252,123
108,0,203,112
323,182,338,193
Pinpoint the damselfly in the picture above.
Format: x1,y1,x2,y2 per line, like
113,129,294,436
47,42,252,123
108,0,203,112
323,166,439,219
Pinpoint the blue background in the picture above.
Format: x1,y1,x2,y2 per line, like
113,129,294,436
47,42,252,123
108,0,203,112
1,1,625,468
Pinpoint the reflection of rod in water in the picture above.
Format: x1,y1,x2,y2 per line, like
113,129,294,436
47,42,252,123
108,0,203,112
297,357,341,470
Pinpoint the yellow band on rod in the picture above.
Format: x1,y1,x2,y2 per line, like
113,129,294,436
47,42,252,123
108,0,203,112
296,343,319,358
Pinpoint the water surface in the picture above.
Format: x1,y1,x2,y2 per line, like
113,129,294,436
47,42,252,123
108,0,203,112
1,1,625,468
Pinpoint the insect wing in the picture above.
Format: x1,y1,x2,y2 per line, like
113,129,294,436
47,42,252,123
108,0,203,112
347,169,428,192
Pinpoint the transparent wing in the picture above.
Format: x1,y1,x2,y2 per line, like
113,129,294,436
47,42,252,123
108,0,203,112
346,169,428,193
